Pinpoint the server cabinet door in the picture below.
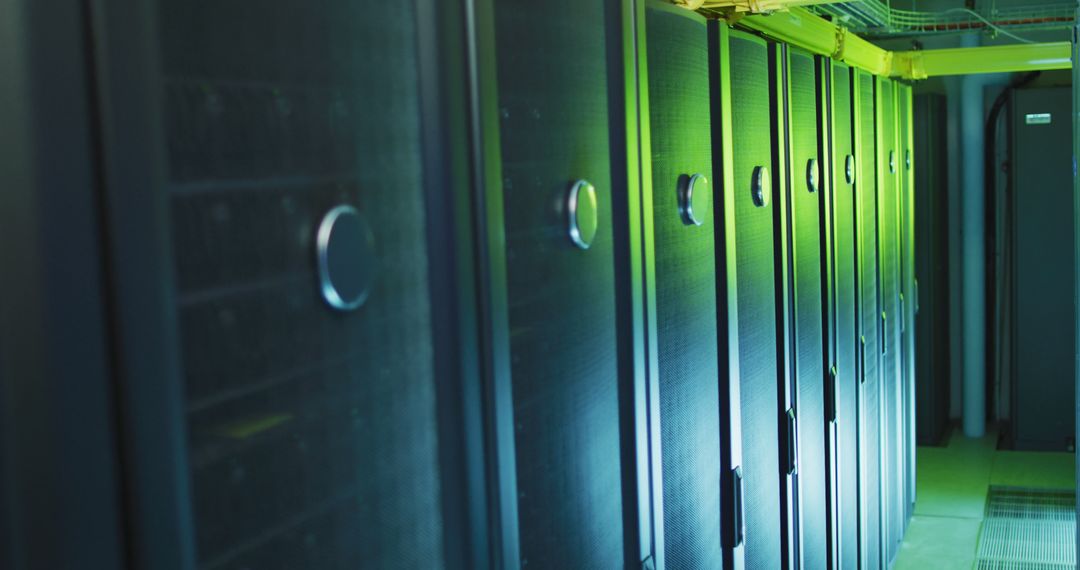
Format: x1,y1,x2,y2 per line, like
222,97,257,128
854,69,882,570
1011,87,1076,451
646,4,724,568
0,0,127,566
876,77,903,563
724,29,785,570
914,94,950,448
828,62,860,570
785,47,828,570
482,0,631,567
898,84,916,524
97,1,473,568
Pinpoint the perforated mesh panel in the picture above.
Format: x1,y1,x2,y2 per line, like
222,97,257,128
877,78,904,560
646,7,723,569
787,48,827,569
976,487,1077,569
160,1,446,567
856,69,882,569
494,0,625,567
729,31,783,570
830,64,861,570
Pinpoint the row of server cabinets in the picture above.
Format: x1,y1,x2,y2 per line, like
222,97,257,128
0,0,915,569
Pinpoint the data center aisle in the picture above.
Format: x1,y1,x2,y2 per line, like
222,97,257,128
894,425,1075,569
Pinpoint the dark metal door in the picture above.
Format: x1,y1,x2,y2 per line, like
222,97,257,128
1011,86,1076,451
646,4,723,568
898,84,917,524
855,68,882,570
914,94,950,448
828,62,860,570
876,77,903,563
785,46,828,570
478,0,637,567
726,29,784,570
86,0,483,568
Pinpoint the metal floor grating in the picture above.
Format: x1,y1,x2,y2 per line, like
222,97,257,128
976,487,1076,570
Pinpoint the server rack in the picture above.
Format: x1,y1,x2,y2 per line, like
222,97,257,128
0,0,128,567
644,3,724,568
1010,87,1076,452
708,21,750,569
827,61,862,570
472,0,659,567
722,28,787,570
854,68,883,570
783,45,829,570
1,5,922,569
898,83,917,524
79,0,490,568
914,94,950,448
876,77,903,564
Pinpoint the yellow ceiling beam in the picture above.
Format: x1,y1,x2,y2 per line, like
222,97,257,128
893,42,1072,79
719,6,1072,80
678,0,843,12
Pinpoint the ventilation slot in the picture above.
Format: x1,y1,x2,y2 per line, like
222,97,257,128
976,487,1076,569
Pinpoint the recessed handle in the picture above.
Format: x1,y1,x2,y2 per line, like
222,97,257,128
567,179,598,250
827,365,839,423
859,335,867,384
785,408,799,476
316,204,377,312
806,157,820,193
728,466,745,548
751,165,771,208
679,173,710,226
844,154,856,185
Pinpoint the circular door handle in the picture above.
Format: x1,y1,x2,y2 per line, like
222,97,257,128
680,173,710,226
751,165,771,208
316,204,377,311
905,149,911,171
806,158,819,193
845,154,856,185
568,179,598,250
889,150,897,174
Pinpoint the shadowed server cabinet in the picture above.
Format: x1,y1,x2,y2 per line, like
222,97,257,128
473,0,657,567
2,1,920,568
914,94,950,448
827,61,862,570
783,45,829,570
15,0,489,568
855,67,883,570
717,27,787,570
876,77,903,565
645,3,726,568
898,83,916,526
1010,86,1076,452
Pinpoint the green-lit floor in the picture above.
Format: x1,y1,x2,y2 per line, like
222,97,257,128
893,426,1075,569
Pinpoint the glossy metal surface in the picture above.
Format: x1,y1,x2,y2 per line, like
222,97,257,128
752,165,771,207
845,153,856,184
316,204,377,311
568,179,599,250
807,157,820,193
679,173,710,226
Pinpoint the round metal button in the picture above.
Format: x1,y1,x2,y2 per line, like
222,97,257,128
905,149,911,171
568,179,598,250
806,158,819,193
316,204,377,312
889,150,897,174
680,173,710,226
751,165,771,208
845,154,856,185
